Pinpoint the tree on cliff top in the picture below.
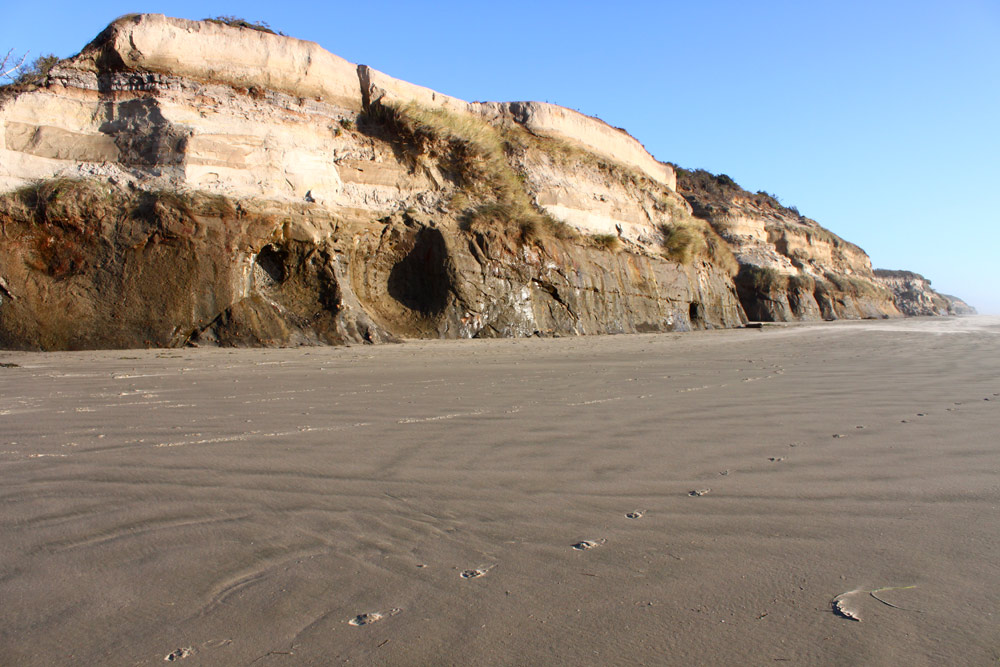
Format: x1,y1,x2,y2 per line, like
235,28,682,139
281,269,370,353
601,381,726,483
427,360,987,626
1,51,58,85
1,50,28,82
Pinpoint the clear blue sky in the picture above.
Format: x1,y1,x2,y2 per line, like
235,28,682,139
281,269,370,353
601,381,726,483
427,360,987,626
4,1,998,312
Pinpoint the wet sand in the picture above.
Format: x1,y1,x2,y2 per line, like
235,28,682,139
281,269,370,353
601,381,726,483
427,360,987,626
1,317,999,665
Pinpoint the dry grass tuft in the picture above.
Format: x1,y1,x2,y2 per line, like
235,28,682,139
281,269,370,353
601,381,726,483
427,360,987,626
787,273,816,292
0,179,259,279
12,178,115,232
658,217,737,274
660,223,706,265
742,265,788,293
823,272,880,297
0,179,116,279
589,233,621,252
373,101,578,246
463,202,575,244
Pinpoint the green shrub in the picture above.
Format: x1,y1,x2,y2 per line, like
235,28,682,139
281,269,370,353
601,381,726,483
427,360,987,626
4,53,60,85
676,168,814,228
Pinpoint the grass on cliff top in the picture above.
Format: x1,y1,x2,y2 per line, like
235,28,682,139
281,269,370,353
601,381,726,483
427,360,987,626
676,167,866,262
203,16,282,35
506,123,654,191
368,100,577,246
873,268,927,282
675,168,800,220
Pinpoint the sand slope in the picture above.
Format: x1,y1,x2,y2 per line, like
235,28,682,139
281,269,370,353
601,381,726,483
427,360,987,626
1,317,999,665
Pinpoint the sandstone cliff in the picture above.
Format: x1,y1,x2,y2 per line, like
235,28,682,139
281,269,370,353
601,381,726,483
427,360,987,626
872,269,976,316
0,14,967,350
675,169,965,322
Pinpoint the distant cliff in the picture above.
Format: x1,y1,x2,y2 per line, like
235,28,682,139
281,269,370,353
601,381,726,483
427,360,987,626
0,14,971,350
675,169,971,321
872,270,976,316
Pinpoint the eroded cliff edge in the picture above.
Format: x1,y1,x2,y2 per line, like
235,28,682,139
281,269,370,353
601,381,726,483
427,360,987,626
675,169,973,321
0,14,970,350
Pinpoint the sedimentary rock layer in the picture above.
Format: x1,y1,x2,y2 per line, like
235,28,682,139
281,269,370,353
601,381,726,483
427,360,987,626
675,169,967,321
0,14,967,350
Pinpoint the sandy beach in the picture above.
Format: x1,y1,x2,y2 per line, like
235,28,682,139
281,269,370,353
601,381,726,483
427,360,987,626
1,316,998,665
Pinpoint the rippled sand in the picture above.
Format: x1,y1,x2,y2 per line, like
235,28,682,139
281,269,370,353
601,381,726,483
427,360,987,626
2,317,999,665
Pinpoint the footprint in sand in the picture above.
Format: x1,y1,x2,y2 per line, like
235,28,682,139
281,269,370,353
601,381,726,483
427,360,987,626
626,510,645,519
689,488,711,497
460,565,495,579
164,647,193,661
572,539,606,550
348,608,400,626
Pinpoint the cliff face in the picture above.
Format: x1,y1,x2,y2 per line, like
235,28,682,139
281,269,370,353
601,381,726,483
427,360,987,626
941,295,977,316
0,14,745,350
0,15,967,350
676,169,964,322
872,270,976,316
